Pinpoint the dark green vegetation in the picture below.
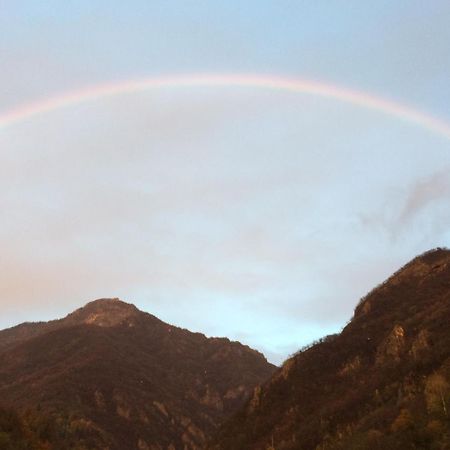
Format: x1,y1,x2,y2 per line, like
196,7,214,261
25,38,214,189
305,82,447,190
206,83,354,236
0,299,275,449
211,248,450,450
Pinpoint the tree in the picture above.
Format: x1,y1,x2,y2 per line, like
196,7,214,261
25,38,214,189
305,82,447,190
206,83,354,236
425,373,449,417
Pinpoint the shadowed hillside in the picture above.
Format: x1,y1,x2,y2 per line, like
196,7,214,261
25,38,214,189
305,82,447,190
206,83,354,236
211,248,450,450
2,249,449,449
0,299,276,450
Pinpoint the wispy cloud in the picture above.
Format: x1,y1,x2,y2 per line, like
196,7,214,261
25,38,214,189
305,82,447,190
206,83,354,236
398,168,450,226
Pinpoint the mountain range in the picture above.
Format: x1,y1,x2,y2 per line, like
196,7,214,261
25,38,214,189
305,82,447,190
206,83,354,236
0,248,449,449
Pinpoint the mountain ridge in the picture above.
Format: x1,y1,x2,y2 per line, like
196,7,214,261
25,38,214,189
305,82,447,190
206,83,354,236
0,298,267,360
0,298,276,449
211,247,450,450
1,249,449,449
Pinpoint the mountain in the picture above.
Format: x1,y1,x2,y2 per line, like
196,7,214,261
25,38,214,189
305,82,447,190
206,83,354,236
211,248,450,450
0,298,276,450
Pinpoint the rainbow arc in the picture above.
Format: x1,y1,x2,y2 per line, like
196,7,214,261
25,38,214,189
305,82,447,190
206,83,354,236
1,73,450,140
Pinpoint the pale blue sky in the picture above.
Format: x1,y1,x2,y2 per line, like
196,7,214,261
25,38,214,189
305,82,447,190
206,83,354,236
1,1,449,364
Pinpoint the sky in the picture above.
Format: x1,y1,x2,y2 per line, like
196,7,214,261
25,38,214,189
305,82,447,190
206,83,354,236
0,1,450,364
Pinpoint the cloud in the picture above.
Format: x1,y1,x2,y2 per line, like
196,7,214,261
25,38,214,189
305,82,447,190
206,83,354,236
357,168,450,247
398,168,450,226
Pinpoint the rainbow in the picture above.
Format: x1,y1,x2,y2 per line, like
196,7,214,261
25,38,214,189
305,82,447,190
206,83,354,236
1,73,450,140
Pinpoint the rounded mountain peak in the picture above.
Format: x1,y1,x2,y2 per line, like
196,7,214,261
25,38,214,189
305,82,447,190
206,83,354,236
64,298,140,327
354,247,450,319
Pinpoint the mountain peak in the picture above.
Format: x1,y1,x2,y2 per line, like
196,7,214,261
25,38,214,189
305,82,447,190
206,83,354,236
0,298,276,449
64,297,140,327
354,247,450,319
212,248,450,450
399,247,450,277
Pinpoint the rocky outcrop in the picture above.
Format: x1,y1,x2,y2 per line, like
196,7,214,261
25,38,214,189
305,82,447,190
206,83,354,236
375,324,405,364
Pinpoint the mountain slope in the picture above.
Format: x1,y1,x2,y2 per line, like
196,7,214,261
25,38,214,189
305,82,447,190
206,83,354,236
0,299,276,450
212,248,450,450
